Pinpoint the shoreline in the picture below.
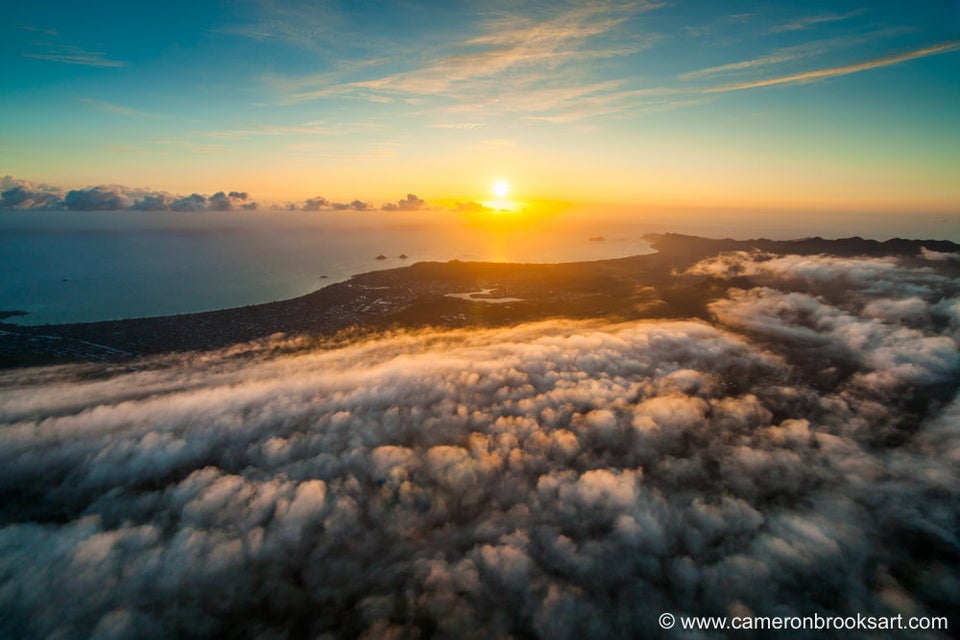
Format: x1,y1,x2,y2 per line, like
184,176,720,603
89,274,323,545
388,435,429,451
2,233,958,368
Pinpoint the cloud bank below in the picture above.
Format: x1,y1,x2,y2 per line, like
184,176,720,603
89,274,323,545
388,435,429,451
1,251,958,638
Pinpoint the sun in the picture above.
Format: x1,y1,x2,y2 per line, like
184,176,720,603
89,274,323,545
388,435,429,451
474,178,522,214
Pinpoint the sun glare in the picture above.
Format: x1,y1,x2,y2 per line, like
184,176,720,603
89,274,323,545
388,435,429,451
472,178,526,216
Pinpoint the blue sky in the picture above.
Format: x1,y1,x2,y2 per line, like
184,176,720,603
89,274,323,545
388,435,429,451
2,0,959,208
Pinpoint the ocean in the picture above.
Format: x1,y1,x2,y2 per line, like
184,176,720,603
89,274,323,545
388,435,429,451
0,208,654,325
3,206,957,326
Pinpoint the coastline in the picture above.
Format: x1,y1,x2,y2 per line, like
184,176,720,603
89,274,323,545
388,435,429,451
0,208,657,327
2,233,958,369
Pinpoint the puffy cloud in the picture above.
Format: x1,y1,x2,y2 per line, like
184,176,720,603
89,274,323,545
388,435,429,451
64,186,131,210
0,177,67,209
0,186,33,207
709,287,958,392
862,296,931,323
382,193,427,211
921,246,960,261
169,193,207,212
0,253,958,638
687,251,952,300
2,176,263,212
301,196,329,211
131,193,175,211
694,251,960,396
207,191,251,211
331,199,372,211
168,192,257,212
0,186,63,209
2,177,444,214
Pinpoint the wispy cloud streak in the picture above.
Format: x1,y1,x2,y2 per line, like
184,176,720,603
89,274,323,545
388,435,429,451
767,8,867,34
265,6,955,123
681,52,803,81
200,121,334,140
703,41,960,93
680,28,916,81
273,1,663,119
23,45,125,67
77,98,151,117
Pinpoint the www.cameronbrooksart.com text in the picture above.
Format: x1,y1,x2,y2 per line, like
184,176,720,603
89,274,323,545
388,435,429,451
657,612,949,633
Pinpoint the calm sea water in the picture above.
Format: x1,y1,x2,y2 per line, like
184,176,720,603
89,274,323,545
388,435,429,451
3,207,957,326
0,209,655,325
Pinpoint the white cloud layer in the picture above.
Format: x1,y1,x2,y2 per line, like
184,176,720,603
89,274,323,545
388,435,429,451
1,252,958,637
